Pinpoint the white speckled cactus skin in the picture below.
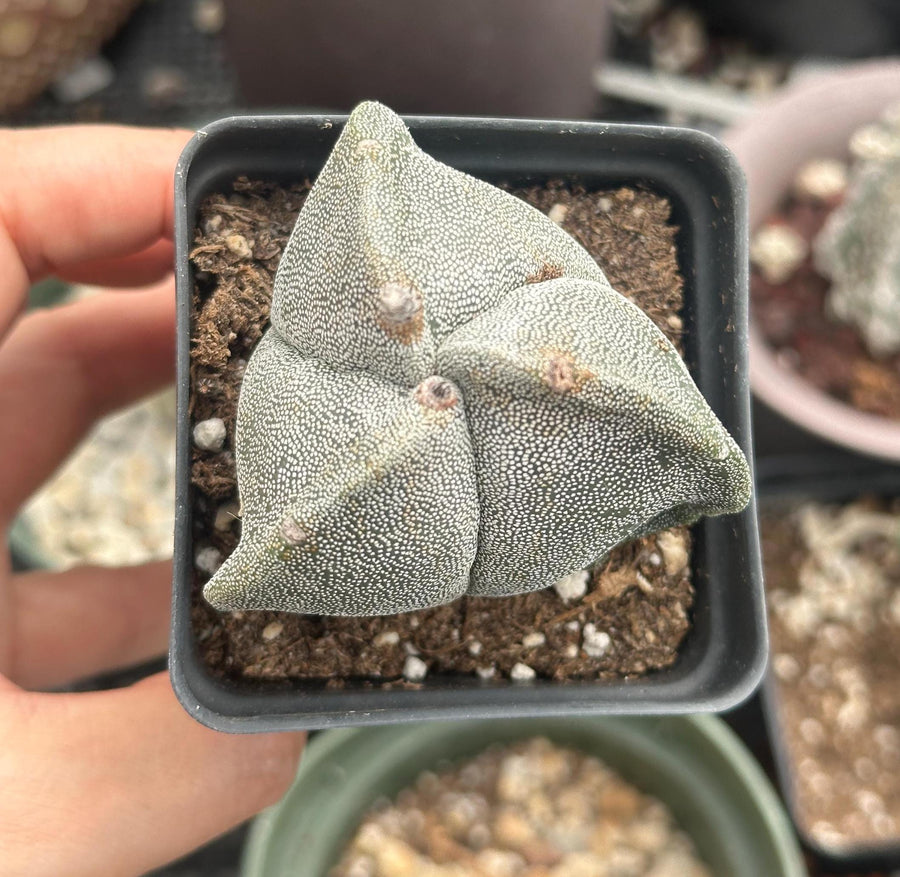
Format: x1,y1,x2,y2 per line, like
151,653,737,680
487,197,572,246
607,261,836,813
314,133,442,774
816,106,900,357
203,101,751,616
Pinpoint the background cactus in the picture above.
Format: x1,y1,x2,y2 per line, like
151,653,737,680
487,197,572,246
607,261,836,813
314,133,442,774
815,105,900,357
203,101,751,616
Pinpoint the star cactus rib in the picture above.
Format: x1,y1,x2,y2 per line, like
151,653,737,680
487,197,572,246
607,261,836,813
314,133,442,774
203,101,751,616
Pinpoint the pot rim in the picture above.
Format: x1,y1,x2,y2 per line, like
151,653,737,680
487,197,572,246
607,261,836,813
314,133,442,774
724,59,900,462
241,715,806,877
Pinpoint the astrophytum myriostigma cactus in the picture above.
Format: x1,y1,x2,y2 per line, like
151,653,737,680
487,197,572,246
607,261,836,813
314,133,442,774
815,105,900,357
203,101,751,616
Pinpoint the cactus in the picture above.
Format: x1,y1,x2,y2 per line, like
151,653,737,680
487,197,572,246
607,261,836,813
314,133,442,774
815,105,900,357
203,101,751,616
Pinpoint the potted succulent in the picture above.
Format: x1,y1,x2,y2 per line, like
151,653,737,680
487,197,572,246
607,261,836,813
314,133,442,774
758,455,900,871
170,103,765,731
724,60,900,461
241,716,805,876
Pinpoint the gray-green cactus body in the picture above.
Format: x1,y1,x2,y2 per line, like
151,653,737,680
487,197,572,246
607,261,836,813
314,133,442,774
438,277,748,596
204,101,751,616
815,106,900,357
269,100,604,388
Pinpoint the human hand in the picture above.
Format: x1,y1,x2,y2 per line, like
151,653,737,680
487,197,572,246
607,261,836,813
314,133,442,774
0,127,304,876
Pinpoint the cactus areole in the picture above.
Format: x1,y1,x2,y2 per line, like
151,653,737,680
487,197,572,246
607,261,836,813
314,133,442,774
202,101,752,616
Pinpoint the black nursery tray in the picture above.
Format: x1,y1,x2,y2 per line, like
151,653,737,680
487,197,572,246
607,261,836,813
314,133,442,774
758,454,900,874
170,113,765,732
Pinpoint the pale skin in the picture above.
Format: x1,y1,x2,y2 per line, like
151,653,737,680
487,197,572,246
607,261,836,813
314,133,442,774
0,127,304,875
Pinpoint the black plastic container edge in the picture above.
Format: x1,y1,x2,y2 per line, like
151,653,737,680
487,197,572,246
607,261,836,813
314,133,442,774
757,455,900,873
170,112,766,732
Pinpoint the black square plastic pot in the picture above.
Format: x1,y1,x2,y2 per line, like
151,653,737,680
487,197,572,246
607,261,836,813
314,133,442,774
170,113,765,732
757,455,900,873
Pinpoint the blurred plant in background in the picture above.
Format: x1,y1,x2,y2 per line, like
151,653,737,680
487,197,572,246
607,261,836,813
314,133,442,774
816,105,900,358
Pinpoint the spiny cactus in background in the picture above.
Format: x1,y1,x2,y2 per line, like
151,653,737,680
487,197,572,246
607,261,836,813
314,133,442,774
203,101,752,616
815,105,900,357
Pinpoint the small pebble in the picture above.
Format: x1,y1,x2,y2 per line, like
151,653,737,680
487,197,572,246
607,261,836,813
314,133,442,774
874,725,900,752
476,665,496,680
547,203,568,224
799,717,825,746
403,642,420,656
873,813,897,837
225,233,253,259
214,501,240,531
773,653,801,683
343,855,375,877
655,530,689,576
510,662,536,681
193,417,227,451
522,632,546,649
467,640,483,656
261,621,283,641
837,699,868,732
374,630,400,647
855,789,884,815
582,623,611,658
564,643,579,659
854,757,878,783
807,663,830,688
553,569,589,603
203,213,224,235
195,546,222,575
192,0,225,33
403,656,428,682
142,66,187,108
52,57,115,103
792,158,848,202
750,222,808,284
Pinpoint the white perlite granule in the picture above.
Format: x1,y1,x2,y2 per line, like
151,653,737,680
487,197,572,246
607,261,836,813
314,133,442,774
195,546,223,575
193,417,227,451
403,655,428,682
583,623,612,658
792,158,848,202
750,222,808,284
261,621,283,642
522,632,546,649
510,662,536,681
553,569,589,603
18,386,176,568
374,630,400,647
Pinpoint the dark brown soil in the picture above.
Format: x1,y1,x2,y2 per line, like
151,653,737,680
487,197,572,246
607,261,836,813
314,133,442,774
752,193,900,420
762,496,900,852
189,178,695,686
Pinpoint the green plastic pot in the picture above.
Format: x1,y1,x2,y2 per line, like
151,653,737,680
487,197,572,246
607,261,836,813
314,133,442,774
7,515,50,571
243,715,804,877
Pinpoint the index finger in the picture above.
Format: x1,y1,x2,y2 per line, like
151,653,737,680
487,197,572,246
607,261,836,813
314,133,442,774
0,125,191,334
